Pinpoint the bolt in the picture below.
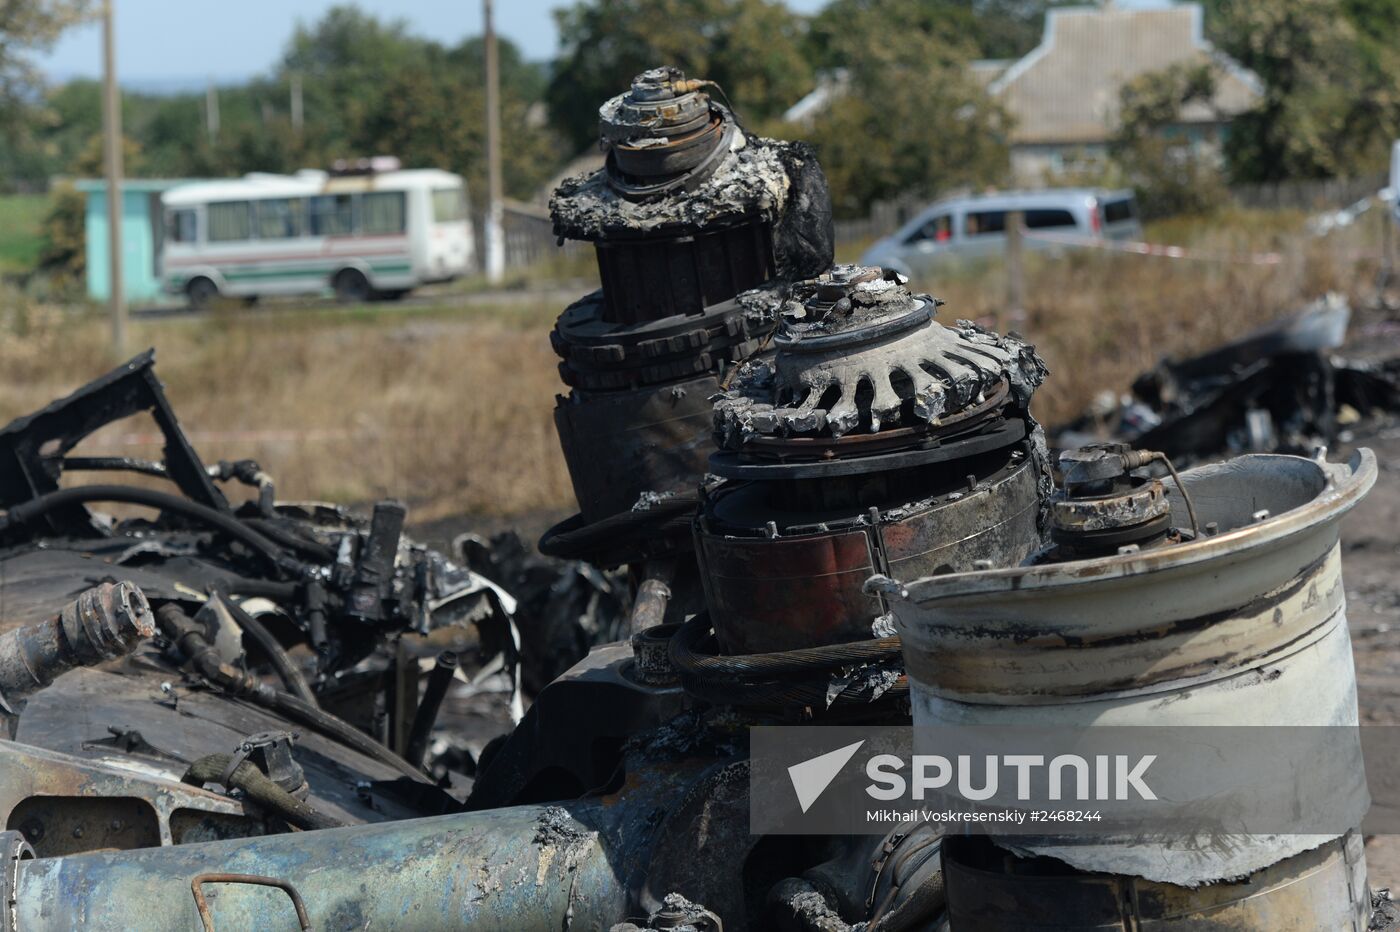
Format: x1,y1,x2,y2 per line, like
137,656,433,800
1251,509,1271,524
71,826,83,839
1205,521,1219,537
110,819,123,831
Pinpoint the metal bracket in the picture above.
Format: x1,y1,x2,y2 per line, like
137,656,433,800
190,873,310,932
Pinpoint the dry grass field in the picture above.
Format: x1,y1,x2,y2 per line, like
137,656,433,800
0,207,1388,527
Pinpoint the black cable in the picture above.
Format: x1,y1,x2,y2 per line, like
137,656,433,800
60,456,169,479
0,485,309,578
668,613,908,712
243,517,338,563
222,597,318,707
155,604,428,783
538,497,698,561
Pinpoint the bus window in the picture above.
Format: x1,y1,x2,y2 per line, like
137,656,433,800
256,199,303,239
207,202,252,242
167,209,197,243
361,191,406,235
310,195,355,236
431,187,467,224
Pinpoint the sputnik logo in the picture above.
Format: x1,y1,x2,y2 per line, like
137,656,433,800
788,740,865,813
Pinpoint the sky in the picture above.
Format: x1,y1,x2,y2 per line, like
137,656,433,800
35,0,830,93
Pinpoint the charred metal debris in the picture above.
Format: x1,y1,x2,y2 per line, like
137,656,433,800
1055,292,1400,462
0,65,1390,932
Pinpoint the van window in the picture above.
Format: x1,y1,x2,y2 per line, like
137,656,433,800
167,209,197,244
362,191,407,234
964,210,1006,236
207,201,252,242
1025,209,1076,230
1102,197,1138,225
905,213,952,245
431,187,467,224
310,194,355,236
256,198,303,239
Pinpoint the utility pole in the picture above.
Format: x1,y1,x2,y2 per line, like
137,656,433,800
483,0,505,283
206,78,220,143
1005,210,1025,329
290,73,304,140
101,0,125,355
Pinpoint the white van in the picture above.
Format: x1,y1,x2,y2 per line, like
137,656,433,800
860,189,1142,278
161,164,474,307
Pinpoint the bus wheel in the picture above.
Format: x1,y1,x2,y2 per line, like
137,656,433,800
186,277,218,311
334,269,371,304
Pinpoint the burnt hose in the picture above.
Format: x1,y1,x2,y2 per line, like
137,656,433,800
219,596,318,707
154,604,428,782
182,754,342,831
0,581,154,709
669,613,908,712
405,651,458,768
0,485,310,578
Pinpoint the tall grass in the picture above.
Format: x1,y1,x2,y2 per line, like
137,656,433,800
0,208,1386,523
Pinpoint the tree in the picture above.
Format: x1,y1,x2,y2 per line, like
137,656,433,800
1205,0,1400,181
792,0,1011,217
0,0,93,188
1111,63,1230,218
547,0,814,152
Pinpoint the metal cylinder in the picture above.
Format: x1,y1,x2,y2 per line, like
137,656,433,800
0,581,153,709
12,770,694,931
697,448,1040,653
941,832,1369,931
892,450,1376,892
554,373,718,525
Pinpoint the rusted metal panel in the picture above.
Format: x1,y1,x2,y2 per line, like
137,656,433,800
699,528,878,653
698,457,1041,653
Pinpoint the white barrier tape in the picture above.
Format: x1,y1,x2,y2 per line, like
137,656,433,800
1021,229,1284,265
79,427,362,449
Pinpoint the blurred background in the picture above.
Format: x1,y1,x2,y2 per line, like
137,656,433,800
0,0,1397,538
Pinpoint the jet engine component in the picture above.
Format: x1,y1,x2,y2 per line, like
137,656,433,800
0,581,152,711
890,448,1377,921
545,66,833,548
697,266,1050,655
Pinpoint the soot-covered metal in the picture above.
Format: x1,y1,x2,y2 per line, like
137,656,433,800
0,65,1389,932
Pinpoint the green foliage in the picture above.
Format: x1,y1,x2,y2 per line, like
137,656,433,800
547,0,814,152
35,181,84,281
790,0,1011,217
0,194,49,274
0,0,94,189
1204,0,1400,182
1111,63,1230,219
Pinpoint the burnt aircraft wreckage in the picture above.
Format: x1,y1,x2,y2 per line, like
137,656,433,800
0,67,1388,930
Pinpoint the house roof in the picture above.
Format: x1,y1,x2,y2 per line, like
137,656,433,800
986,2,1262,146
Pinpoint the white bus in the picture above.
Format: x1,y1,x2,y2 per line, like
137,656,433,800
161,165,474,307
